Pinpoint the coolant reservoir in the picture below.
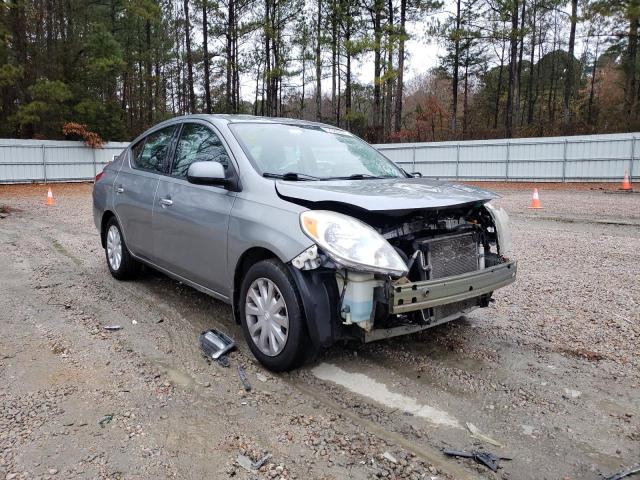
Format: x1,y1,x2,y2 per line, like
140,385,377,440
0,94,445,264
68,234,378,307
336,272,380,325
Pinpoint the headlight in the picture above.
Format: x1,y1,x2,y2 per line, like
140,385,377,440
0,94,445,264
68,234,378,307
485,203,512,256
300,210,408,276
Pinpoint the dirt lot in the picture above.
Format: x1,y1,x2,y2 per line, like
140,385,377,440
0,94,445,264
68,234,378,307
0,182,638,480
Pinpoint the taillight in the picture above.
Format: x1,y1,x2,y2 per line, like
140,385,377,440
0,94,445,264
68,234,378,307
95,170,104,183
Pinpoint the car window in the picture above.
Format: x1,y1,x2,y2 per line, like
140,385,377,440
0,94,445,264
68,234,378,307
133,126,176,173
171,123,230,178
229,123,404,179
131,138,145,165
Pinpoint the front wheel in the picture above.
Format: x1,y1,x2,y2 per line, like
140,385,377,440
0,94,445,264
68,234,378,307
239,259,308,371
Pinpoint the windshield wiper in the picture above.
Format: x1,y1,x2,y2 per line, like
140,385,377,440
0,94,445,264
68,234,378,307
263,172,321,181
326,173,395,180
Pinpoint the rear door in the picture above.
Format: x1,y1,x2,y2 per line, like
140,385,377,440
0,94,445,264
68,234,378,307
153,121,236,296
113,125,177,261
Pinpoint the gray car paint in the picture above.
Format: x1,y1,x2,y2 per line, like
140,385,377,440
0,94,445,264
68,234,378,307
275,178,496,211
93,114,497,306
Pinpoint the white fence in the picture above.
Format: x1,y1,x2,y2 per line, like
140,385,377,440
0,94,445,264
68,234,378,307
376,133,640,182
375,132,639,182
0,133,638,184
0,139,129,183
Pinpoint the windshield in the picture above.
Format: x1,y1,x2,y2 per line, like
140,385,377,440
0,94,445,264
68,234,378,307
229,123,406,180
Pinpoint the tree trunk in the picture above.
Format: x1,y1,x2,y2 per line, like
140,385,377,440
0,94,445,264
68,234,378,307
384,0,394,140
331,0,337,122
183,0,196,113
562,0,577,128
265,0,272,115
505,0,519,138
315,0,322,120
202,0,211,114
394,0,406,133
146,20,153,125
493,35,506,130
463,54,469,138
515,0,526,125
451,0,461,134
587,31,600,125
625,12,638,117
345,1,352,130
226,0,234,111
526,1,537,124
373,0,383,141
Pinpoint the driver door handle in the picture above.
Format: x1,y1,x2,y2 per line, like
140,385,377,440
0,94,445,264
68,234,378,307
160,197,173,207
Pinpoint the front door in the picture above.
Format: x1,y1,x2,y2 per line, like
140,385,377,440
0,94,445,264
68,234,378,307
113,125,176,261
153,122,236,296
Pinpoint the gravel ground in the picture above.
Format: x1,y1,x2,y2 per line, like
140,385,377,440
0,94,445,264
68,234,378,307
0,182,638,480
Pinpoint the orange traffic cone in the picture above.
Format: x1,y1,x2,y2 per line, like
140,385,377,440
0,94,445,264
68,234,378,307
621,170,632,191
529,188,543,209
46,187,55,206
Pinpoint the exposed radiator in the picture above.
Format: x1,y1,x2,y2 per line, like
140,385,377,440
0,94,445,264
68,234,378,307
421,232,479,279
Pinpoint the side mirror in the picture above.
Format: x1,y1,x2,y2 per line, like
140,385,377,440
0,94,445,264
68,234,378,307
187,161,231,188
411,171,423,178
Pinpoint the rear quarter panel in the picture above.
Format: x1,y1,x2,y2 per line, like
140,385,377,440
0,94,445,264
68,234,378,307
92,149,127,232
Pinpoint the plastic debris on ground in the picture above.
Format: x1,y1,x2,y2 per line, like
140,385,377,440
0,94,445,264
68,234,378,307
237,366,251,392
236,453,272,473
605,464,640,480
382,451,397,464
98,414,113,428
103,325,122,331
443,448,512,472
466,422,503,447
199,329,235,364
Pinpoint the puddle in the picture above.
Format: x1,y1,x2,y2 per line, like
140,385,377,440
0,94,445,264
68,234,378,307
155,361,197,389
311,363,461,429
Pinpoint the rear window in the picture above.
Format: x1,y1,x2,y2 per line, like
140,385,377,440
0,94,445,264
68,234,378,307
131,126,176,173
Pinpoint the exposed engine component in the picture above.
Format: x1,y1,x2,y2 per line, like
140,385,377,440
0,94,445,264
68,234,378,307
311,203,511,337
336,271,383,332
372,205,501,329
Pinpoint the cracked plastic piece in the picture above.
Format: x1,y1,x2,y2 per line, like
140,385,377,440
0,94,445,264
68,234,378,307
199,329,235,360
291,245,321,270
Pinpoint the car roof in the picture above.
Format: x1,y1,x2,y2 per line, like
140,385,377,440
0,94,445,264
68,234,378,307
130,114,347,146
166,114,337,129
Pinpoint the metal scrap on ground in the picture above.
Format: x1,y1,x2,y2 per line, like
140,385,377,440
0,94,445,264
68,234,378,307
605,464,640,480
237,366,252,392
199,329,235,360
443,448,512,472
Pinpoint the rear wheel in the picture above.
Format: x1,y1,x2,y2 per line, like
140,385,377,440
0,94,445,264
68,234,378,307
239,259,308,371
104,217,139,280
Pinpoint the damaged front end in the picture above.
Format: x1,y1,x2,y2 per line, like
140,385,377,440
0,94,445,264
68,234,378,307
290,200,517,344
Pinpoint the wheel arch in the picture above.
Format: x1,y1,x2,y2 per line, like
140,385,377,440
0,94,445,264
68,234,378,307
100,210,116,248
232,247,279,323
232,246,342,350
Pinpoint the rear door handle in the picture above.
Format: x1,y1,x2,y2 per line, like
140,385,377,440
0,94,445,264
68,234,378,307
115,185,124,194
160,197,173,207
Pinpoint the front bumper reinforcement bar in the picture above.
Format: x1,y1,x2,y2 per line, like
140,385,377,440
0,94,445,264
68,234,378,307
389,260,517,314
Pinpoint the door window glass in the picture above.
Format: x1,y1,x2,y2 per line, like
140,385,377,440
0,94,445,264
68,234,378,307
171,123,230,178
133,126,176,173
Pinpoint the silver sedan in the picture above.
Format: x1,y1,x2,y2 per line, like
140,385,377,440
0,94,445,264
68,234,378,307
93,115,516,371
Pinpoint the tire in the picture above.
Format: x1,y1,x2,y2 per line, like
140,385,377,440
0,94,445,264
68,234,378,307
104,217,140,280
239,259,308,372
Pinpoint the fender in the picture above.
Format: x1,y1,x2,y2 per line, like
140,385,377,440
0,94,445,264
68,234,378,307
287,266,343,348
